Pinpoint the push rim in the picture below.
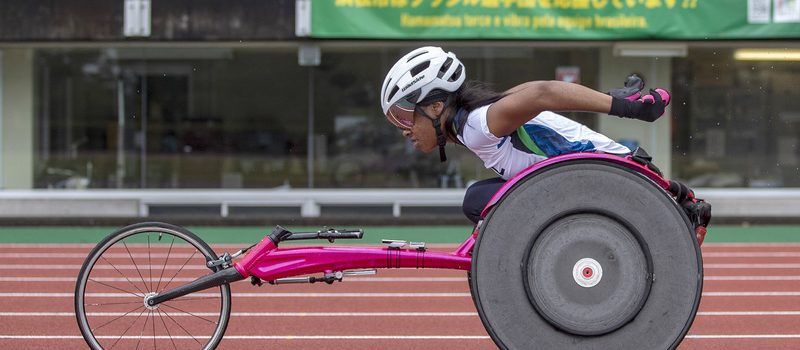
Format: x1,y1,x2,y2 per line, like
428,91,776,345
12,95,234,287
74,223,231,350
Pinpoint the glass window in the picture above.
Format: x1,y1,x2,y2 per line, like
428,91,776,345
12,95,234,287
672,48,800,187
33,45,601,189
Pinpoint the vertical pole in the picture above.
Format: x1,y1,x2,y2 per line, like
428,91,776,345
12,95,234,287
140,74,148,188
307,67,314,189
116,79,126,188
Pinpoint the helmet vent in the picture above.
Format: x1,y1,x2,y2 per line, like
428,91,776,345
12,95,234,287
448,65,463,82
438,58,453,78
388,86,399,101
410,61,430,77
406,50,428,62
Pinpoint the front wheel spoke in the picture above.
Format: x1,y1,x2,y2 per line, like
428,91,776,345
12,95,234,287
158,250,198,294
88,300,144,307
135,311,151,350
90,304,145,332
157,309,179,350
160,307,203,345
152,308,157,350
155,237,175,294
123,241,151,292
101,256,147,296
147,233,154,291
89,278,143,298
160,303,219,325
108,307,148,350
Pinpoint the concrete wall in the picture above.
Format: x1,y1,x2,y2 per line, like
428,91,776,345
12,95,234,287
597,47,672,178
1,49,34,189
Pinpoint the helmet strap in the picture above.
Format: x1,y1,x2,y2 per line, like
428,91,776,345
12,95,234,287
416,95,453,162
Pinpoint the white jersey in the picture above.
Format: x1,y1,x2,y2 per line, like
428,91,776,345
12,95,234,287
455,105,631,180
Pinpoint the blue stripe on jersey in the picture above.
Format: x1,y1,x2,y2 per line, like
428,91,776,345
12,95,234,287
513,124,596,157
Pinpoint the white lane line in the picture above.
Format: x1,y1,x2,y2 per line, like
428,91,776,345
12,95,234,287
705,264,800,269
703,292,800,296
0,312,479,317
9,276,800,283
0,243,461,249
697,311,800,316
3,334,800,340
0,292,473,297
703,243,800,247
4,311,800,317
704,276,800,281
0,335,491,340
5,252,800,259
0,277,467,283
0,265,208,270
8,263,800,270
7,276,800,283
0,253,197,259
5,292,800,298
703,252,800,257
686,334,800,339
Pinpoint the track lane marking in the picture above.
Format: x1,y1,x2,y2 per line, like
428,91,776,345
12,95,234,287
4,311,800,317
7,292,800,297
0,312,480,317
7,276,800,283
0,277,467,282
3,334,800,340
9,263,800,270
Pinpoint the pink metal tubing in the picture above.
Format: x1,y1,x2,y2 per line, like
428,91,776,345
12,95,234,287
235,244,473,281
480,153,670,218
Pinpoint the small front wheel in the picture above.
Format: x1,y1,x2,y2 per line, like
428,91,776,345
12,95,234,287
75,222,232,350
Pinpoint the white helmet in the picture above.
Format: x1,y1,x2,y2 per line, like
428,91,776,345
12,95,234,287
380,46,465,129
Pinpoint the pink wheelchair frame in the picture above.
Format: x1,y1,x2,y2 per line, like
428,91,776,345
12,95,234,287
146,152,670,307
231,153,670,283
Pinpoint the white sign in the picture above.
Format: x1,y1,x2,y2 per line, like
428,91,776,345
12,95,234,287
774,0,800,23
748,0,771,23
124,0,151,37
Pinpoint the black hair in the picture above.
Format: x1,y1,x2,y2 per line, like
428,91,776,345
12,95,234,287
418,80,505,112
453,80,506,112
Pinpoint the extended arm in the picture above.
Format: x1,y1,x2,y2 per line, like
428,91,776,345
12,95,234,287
487,80,669,137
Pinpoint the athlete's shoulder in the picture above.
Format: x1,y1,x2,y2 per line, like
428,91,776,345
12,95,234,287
460,105,502,148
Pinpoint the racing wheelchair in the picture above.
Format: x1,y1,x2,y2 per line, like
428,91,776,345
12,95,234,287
75,151,710,349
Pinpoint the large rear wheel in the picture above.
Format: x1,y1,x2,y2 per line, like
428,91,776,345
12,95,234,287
75,222,232,350
471,160,702,349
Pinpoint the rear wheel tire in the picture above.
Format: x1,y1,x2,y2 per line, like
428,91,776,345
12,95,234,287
75,222,232,350
470,160,702,349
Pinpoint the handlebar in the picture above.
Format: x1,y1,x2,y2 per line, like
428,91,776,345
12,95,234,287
269,225,364,244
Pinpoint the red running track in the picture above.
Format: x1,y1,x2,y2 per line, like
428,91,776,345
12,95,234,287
2,243,800,350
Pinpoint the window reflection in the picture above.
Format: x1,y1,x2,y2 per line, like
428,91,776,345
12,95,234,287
672,48,800,187
33,46,602,189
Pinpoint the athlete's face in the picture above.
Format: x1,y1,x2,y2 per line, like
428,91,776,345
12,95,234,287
401,103,443,153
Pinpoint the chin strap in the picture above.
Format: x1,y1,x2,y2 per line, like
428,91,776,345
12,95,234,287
431,117,447,162
416,95,454,163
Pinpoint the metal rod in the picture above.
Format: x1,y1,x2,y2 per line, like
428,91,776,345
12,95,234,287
148,267,244,306
307,66,314,188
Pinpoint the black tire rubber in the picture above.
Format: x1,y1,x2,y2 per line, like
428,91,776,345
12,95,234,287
75,222,232,350
470,160,703,350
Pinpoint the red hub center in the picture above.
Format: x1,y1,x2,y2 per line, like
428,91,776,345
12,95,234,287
583,267,593,278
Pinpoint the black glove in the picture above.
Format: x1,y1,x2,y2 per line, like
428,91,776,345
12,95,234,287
609,88,671,122
608,74,645,100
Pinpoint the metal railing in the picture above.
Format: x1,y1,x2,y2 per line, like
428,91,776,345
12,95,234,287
0,188,798,219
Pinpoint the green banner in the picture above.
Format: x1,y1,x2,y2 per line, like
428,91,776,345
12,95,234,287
311,0,800,39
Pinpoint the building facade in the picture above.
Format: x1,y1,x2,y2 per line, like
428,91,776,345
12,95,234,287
1,0,799,220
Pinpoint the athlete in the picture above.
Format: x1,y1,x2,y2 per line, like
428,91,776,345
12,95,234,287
380,46,672,224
